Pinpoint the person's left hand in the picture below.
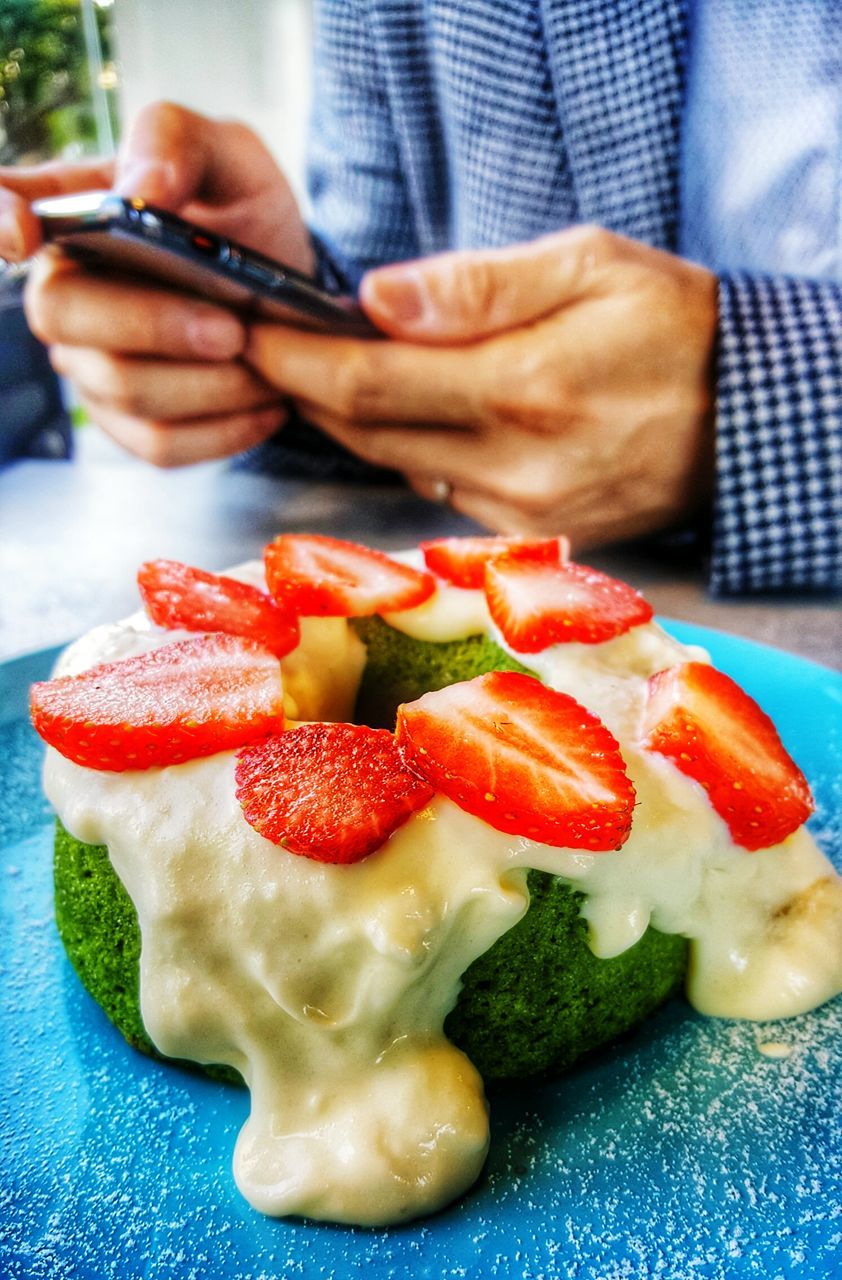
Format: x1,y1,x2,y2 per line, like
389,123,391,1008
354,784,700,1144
245,226,718,550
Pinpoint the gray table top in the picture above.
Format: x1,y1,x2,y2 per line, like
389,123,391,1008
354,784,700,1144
1,432,839,669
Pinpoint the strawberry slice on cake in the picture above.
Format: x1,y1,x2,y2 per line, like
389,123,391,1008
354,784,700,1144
138,559,300,658
30,633,285,771
396,670,635,851
420,535,569,589
484,558,653,651
236,723,435,863
641,661,814,850
265,533,435,616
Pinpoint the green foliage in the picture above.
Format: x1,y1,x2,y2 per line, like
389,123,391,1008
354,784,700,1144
0,0,117,164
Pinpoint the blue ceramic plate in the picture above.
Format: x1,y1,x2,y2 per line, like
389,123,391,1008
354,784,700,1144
1,624,840,1280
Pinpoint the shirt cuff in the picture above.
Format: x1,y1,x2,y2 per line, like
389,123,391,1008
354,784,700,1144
710,272,842,595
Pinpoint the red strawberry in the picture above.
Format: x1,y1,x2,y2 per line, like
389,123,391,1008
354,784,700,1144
30,634,285,771
264,534,435,617
484,558,653,651
640,662,814,850
420,535,569,590
395,670,635,850
138,559,300,658
235,723,435,862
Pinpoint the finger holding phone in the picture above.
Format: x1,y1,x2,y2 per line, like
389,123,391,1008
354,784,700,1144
1,102,311,465
245,227,718,550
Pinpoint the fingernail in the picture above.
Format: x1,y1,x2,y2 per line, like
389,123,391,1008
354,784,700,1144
0,212,26,262
114,159,176,203
187,310,246,359
366,270,425,324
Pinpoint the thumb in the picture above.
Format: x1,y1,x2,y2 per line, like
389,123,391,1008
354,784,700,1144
114,101,213,210
360,227,599,344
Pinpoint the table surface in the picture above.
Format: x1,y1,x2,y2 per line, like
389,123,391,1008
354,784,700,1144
1,431,839,668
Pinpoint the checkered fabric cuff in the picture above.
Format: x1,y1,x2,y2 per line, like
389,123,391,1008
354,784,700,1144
711,272,842,595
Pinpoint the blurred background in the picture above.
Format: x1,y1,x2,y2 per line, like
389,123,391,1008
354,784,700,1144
0,0,313,464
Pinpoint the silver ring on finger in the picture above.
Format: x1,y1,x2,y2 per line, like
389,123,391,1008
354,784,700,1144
430,476,453,504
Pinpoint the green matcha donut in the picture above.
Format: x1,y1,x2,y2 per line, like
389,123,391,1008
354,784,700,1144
53,616,687,1083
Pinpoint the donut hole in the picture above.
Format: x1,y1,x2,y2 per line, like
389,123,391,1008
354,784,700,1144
350,617,536,729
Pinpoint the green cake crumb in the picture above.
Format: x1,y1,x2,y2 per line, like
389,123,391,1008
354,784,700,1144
447,869,687,1080
54,820,148,1051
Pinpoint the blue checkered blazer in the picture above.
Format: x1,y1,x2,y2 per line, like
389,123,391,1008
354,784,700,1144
302,0,841,596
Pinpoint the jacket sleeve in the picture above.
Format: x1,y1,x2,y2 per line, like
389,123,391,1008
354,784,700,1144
244,2,414,480
307,0,421,291
710,272,842,595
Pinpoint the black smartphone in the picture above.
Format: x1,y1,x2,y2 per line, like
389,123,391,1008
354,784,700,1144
33,191,378,338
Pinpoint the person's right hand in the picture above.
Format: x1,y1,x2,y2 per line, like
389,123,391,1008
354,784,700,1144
0,103,312,465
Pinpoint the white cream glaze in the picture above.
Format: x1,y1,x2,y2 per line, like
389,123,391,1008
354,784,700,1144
44,558,842,1225
49,756,518,1224
382,547,492,640
383,581,491,640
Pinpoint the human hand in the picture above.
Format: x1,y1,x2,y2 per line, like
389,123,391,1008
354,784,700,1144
3,103,312,464
245,226,717,549
0,156,116,261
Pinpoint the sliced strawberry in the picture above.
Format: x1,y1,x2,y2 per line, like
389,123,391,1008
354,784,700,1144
420,535,569,590
395,670,635,850
640,661,814,851
138,559,300,658
264,534,435,617
484,558,653,651
30,634,285,771
235,723,435,862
